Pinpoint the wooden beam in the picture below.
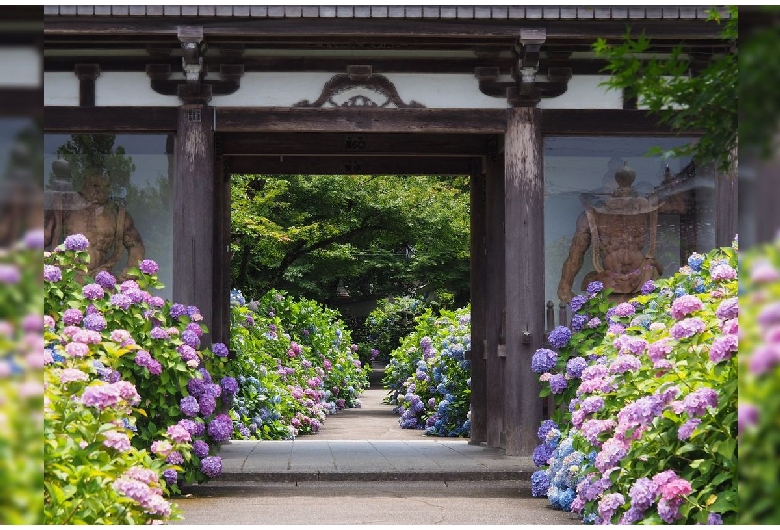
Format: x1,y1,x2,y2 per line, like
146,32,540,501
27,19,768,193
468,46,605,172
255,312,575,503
0,89,43,118
540,109,690,135
44,18,727,41
227,155,475,175
44,106,178,132
173,104,215,345
503,107,543,457
216,107,508,134
220,133,490,157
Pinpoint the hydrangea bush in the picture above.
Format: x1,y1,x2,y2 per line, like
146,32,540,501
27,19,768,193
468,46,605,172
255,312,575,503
361,296,432,364
532,242,738,525
44,235,235,492
229,289,370,439
382,306,472,436
738,234,780,524
44,331,184,524
0,230,44,524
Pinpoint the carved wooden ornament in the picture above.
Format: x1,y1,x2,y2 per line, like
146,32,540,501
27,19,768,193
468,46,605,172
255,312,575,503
294,66,425,108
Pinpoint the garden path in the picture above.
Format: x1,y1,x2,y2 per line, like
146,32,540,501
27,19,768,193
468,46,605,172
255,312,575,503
175,363,582,525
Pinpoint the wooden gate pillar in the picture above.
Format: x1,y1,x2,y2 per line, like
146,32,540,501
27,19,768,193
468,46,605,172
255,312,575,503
469,161,487,444
485,147,506,449
174,104,215,344
503,107,544,456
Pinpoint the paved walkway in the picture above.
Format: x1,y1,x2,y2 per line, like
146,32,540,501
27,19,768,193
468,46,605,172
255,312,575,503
177,364,582,525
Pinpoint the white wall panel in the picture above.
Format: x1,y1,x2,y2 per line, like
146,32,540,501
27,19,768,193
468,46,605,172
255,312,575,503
43,72,79,106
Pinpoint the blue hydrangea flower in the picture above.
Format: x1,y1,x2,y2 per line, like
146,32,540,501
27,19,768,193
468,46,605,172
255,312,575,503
531,470,551,497
532,348,558,373
571,314,589,332
688,252,705,271
548,326,572,349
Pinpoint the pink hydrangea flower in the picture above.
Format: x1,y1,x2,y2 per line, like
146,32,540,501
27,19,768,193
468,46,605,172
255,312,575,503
65,342,89,358
59,368,89,383
711,263,737,281
671,295,704,320
103,430,131,452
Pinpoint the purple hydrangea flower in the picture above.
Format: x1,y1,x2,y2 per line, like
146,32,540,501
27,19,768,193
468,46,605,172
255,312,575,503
680,387,718,417
677,418,701,440
63,308,83,326
566,357,588,379
64,233,89,251
532,348,558,373
709,334,737,364
200,456,222,478
179,345,199,363
24,229,45,249
571,314,589,332
671,294,704,320
186,322,203,337
640,280,656,295
186,306,200,318
715,298,738,321
598,492,625,523
166,451,184,465
198,394,217,416
580,396,605,415
149,296,165,308
150,327,169,340
82,283,105,300
537,419,558,441
182,330,200,349
94,270,116,290
587,281,604,296
139,259,159,275
187,377,207,398
221,376,239,395
531,470,551,497
0,264,20,284
110,293,133,311
548,326,572,349
738,404,759,435
44,264,62,282
83,313,107,331
670,317,706,340
193,440,210,458
609,354,642,375
570,295,588,313
162,469,178,485
170,303,187,319
135,350,153,367
549,374,568,394
207,414,233,442
178,419,198,435
658,497,683,524
607,323,626,335
708,513,723,525
613,302,636,317
180,396,200,417
199,368,213,384
212,342,229,358
628,477,658,512
587,317,602,329
533,443,554,467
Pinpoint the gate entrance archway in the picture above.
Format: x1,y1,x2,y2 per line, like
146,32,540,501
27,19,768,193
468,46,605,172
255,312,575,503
42,5,735,456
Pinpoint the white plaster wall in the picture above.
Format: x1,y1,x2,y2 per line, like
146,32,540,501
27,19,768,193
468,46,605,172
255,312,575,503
43,72,79,106
538,75,622,110
44,70,624,110
97,72,180,106
0,47,40,87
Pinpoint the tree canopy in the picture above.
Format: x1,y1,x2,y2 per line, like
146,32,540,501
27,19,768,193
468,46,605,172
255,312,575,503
231,173,471,307
593,6,738,176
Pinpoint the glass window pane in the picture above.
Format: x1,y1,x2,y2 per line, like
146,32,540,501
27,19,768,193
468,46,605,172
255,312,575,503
544,136,715,307
43,133,174,299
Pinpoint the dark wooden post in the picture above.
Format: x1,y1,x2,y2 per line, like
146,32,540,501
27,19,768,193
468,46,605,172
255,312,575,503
503,107,544,456
174,104,215,344
485,148,506,449
715,173,738,248
469,161,487,445
211,137,232,345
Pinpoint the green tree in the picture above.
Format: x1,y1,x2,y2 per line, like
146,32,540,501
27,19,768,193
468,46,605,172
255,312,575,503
230,174,470,306
593,6,737,176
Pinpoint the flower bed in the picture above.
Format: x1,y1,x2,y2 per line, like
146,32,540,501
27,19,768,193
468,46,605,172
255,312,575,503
44,234,236,523
531,242,738,525
382,306,472,436
229,289,370,439
1,230,45,524
738,234,780,524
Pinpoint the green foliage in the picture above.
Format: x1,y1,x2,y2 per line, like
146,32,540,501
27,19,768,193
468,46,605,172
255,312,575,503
362,296,430,364
230,174,470,306
0,234,43,524
593,7,737,176
382,307,472,437
229,289,370,439
737,236,780,524
44,336,183,524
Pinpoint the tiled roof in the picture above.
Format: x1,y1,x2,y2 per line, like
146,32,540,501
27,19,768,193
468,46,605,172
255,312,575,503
43,5,730,20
